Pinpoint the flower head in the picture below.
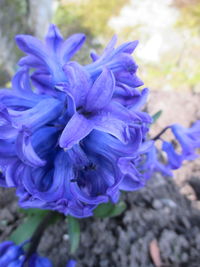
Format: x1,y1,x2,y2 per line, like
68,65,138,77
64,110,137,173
0,240,52,267
0,24,152,217
171,121,200,160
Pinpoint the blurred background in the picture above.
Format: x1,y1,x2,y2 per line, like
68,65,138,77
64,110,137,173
0,0,200,92
0,1,200,266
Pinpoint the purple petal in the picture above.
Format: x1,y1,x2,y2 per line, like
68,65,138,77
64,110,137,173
113,85,144,106
171,123,200,160
0,244,23,265
0,175,8,187
59,113,94,149
5,160,23,187
115,40,139,54
8,258,25,267
23,151,72,202
162,141,183,169
106,53,137,73
86,53,137,78
12,98,62,131
104,101,141,123
0,140,15,157
187,120,200,139
0,241,13,256
117,72,143,87
66,93,76,117
93,114,130,144
67,201,94,218
29,253,53,267
18,55,46,68
0,104,11,122
118,157,145,191
60,33,86,62
16,129,46,167
70,182,108,205
138,140,154,154
130,88,149,110
0,105,17,139
90,52,99,62
12,67,32,92
87,36,117,67
62,62,90,106
0,88,41,109
15,35,48,64
85,68,115,111
66,259,77,267
101,35,117,59
134,111,152,124
31,71,57,97
45,24,63,52
15,35,64,80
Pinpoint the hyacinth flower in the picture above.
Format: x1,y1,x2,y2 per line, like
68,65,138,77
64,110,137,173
16,24,147,107
139,144,173,180
149,121,200,177
0,24,152,218
162,141,183,170
86,35,141,85
171,121,200,160
0,23,200,267
15,24,86,85
66,259,77,267
0,240,52,267
58,63,149,149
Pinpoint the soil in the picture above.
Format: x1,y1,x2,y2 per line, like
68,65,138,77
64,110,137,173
0,90,200,267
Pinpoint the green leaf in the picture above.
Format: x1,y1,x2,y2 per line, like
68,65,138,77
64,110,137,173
109,201,127,217
19,208,49,217
94,201,127,218
152,110,163,124
68,216,80,254
93,202,114,218
10,214,46,245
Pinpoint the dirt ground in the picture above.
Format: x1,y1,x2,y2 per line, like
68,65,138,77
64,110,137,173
0,90,200,267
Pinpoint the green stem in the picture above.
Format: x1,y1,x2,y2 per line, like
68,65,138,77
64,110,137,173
152,126,170,141
24,211,56,264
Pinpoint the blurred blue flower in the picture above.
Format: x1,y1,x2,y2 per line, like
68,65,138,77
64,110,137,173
66,259,77,267
0,241,24,267
0,241,52,267
162,141,183,169
28,253,53,267
139,144,173,179
171,121,200,160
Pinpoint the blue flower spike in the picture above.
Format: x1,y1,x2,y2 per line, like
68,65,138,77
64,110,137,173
0,24,199,219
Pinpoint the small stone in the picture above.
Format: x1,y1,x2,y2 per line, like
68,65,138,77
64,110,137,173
153,199,163,209
0,219,7,226
142,210,154,221
163,207,171,214
181,252,188,262
62,234,69,241
161,198,177,208
100,259,109,267
0,208,14,222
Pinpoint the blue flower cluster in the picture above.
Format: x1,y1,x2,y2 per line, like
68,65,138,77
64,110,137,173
0,240,76,267
0,240,52,267
141,122,200,178
0,24,199,218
